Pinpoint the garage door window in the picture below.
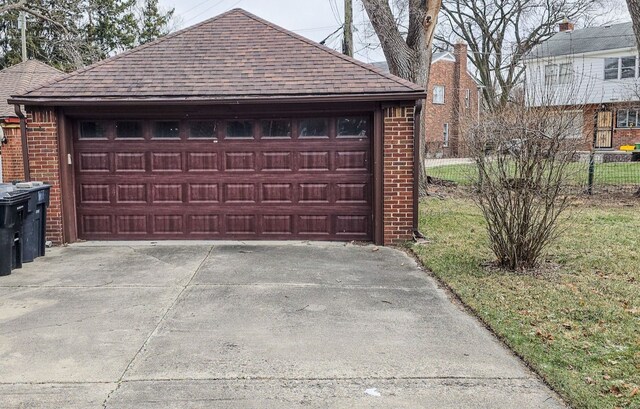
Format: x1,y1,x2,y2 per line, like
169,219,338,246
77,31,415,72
189,121,217,139
153,121,180,139
262,119,291,138
299,118,329,138
337,117,369,138
226,120,254,139
79,121,107,139
116,121,143,139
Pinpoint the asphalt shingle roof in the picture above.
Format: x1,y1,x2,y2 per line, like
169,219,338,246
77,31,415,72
0,60,62,117
13,9,423,104
528,22,637,59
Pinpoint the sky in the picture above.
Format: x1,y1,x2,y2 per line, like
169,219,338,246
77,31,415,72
159,0,633,64
158,0,385,62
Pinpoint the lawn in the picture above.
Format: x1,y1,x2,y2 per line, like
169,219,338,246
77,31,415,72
427,162,640,188
412,197,640,409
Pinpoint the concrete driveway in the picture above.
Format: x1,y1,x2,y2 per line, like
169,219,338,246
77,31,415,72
0,242,564,408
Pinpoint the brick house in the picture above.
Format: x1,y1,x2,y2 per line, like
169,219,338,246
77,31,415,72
0,60,62,182
8,9,425,246
373,43,480,158
526,21,640,152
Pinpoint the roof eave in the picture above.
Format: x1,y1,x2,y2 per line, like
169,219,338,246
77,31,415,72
8,91,427,106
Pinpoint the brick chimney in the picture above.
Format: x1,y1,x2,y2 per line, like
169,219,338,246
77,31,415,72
559,18,575,32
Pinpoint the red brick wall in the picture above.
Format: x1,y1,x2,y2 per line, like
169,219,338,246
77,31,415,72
424,45,478,158
0,123,25,182
26,108,63,245
383,105,415,245
582,105,640,150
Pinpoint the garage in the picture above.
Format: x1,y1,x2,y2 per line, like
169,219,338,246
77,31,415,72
10,9,424,245
74,116,372,240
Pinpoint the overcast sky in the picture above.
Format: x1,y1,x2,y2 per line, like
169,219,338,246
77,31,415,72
159,0,385,62
159,0,632,64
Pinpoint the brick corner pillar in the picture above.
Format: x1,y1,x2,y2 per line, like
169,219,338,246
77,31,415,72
383,105,415,245
26,107,64,245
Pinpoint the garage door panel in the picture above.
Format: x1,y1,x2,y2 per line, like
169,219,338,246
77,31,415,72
79,184,111,204
152,184,183,203
115,152,146,172
187,152,219,172
188,184,219,203
261,152,292,171
79,153,110,172
116,184,147,203
75,116,372,241
225,152,256,171
153,215,184,234
224,184,256,203
151,152,183,172
116,215,148,235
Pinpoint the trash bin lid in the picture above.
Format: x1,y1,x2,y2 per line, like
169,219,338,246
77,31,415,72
0,183,17,198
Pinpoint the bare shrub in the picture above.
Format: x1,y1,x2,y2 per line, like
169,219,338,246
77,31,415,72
465,103,584,271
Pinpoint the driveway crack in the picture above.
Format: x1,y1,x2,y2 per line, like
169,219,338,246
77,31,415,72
101,245,215,408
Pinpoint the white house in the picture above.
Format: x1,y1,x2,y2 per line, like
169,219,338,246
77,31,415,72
525,21,640,150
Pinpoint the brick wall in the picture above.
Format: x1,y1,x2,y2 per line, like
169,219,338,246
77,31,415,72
0,123,25,182
383,105,415,245
424,44,478,158
26,107,63,245
582,105,640,150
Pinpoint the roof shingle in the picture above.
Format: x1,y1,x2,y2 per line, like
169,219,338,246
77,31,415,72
13,9,424,104
527,22,637,59
0,60,62,117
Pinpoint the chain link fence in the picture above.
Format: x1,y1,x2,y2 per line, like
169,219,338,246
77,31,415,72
425,152,640,196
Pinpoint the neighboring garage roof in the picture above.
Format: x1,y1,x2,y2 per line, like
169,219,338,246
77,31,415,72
527,22,637,59
11,9,425,105
0,60,62,118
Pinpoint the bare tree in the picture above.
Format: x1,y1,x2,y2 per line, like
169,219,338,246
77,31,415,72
439,0,614,111
360,0,442,195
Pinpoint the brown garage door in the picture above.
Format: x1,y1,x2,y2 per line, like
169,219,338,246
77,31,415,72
74,116,372,241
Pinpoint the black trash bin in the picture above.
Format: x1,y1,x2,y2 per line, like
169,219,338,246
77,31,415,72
0,184,30,276
15,182,51,263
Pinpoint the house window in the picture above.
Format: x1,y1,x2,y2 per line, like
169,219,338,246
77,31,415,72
604,58,619,80
558,63,573,84
464,89,471,109
604,57,638,80
621,57,637,79
545,64,558,86
443,123,450,147
433,85,445,104
617,109,640,128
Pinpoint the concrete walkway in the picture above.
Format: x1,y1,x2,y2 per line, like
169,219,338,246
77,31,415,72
0,242,564,408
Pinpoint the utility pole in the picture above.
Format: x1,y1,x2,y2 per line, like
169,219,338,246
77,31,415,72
19,11,27,62
342,0,353,57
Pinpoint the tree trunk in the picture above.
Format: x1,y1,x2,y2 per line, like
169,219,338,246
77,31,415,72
361,0,442,196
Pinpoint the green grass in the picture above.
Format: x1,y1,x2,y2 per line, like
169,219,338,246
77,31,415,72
412,197,640,409
427,162,640,187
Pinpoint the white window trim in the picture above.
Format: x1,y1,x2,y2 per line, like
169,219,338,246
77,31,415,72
433,85,445,105
443,123,450,147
